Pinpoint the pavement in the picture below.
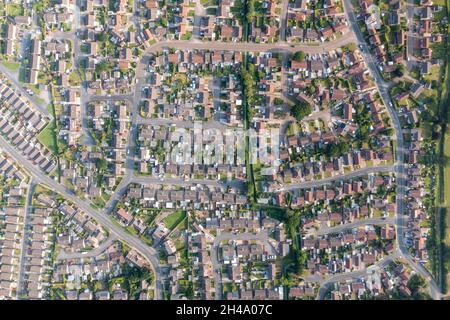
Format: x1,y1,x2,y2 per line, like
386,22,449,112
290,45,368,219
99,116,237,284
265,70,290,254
279,0,290,42
343,0,441,300
280,165,394,192
0,135,164,299
405,2,419,70
1,1,352,302
0,63,51,117
308,216,396,237
16,180,34,298
314,251,401,299
210,230,271,300
56,235,117,260
0,0,442,300
141,36,357,55
135,115,230,130
135,35,357,79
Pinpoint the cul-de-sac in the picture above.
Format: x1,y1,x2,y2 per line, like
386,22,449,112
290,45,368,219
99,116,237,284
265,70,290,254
0,0,448,301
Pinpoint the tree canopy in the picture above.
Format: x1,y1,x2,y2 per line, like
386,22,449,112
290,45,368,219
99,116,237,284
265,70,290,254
293,51,305,62
291,102,312,121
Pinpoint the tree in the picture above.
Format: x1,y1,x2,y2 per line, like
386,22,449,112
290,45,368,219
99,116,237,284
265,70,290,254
407,274,426,293
97,158,108,172
160,17,167,28
395,63,406,77
96,32,108,42
293,51,305,62
246,0,255,22
291,102,312,121
327,141,350,158
95,60,113,74
343,43,357,52
241,64,256,108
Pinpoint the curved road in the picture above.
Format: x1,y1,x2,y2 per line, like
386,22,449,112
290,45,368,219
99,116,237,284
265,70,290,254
56,235,117,261
4,2,435,300
343,0,441,300
280,165,394,192
315,251,400,299
309,216,396,237
0,136,164,299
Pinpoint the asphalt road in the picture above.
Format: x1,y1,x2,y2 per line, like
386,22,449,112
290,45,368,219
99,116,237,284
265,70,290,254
279,0,290,42
0,64,51,117
343,0,441,300
135,116,230,130
281,165,394,191
142,36,357,55
16,180,34,298
56,235,117,261
405,2,418,70
134,35,357,79
0,136,164,299
315,251,400,299
309,217,396,237
210,230,270,300
2,1,440,300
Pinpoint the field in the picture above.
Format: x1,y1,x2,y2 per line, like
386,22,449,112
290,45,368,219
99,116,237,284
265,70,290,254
442,133,450,206
68,71,80,86
6,3,23,17
163,210,186,230
423,65,441,83
442,76,450,294
37,122,58,155
1,61,20,72
436,0,450,292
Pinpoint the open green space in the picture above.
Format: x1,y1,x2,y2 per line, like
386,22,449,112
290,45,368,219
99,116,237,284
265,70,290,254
163,210,186,230
68,71,81,86
37,121,58,155
1,61,20,72
423,65,441,83
434,0,450,294
6,3,23,17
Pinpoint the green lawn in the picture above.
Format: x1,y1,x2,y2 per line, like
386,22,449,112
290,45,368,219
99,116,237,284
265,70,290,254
423,65,441,83
442,134,450,206
92,196,106,208
433,9,447,22
181,32,192,40
432,42,448,60
163,211,186,230
37,122,58,155
6,3,23,17
23,84,46,105
206,7,217,15
28,84,41,95
68,71,80,86
437,15,450,292
18,67,27,83
1,61,20,72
